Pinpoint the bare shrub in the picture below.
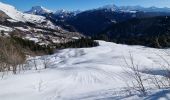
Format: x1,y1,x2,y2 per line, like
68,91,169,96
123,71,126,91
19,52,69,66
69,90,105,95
33,58,38,70
42,57,49,69
154,53,170,87
122,51,170,96
149,75,161,89
123,53,147,96
0,37,26,74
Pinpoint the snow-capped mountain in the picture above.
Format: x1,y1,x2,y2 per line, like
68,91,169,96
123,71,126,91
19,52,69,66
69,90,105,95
55,9,69,15
0,2,83,46
26,6,80,17
101,4,170,13
55,9,81,16
62,5,170,36
25,7,82,32
24,3,170,37
0,2,47,23
54,9,81,20
0,2,60,30
25,6,52,15
99,4,119,11
26,7,81,22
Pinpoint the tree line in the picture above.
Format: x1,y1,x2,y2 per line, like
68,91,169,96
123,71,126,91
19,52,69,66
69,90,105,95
94,16,170,48
55,38,99,49
0,36,99,74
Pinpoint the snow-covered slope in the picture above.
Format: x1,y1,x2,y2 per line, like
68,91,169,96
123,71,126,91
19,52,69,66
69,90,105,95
1,41,170,100
0,2,46,23
26,6,52,15
0,2,83,45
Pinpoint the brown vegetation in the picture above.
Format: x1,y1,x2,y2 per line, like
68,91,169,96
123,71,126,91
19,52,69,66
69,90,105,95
0,37,26,74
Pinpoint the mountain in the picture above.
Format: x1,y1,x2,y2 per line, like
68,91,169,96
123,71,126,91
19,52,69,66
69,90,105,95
54,9,80,20
99,4,119,11
98,16,170,48
25,4,170,38
64,8,170,36
0,2,83,46
55,9,80,16
25,7,81,32
101,4,170,13
26,7,80,19
25,6,52,15
65,9,137,36
0,2,48,23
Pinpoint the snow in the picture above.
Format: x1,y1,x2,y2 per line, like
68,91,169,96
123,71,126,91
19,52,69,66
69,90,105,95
100,4,170,13
0,25,13,32
7,19,19,22
15,27,29,32
25,37,39,43
33,28,45,32
26,6,52,14
0,2,79,31
1,41,170,100
72,37,80,40
100,4,118,11
0,1,62,31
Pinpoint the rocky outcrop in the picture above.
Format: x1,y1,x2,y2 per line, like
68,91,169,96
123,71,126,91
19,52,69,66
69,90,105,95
0,10,10,22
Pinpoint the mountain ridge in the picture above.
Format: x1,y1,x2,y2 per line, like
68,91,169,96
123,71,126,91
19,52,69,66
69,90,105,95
25,6,52,15
24,4,170,36
25,4,170,16
99,4,170,12
0,2,83,46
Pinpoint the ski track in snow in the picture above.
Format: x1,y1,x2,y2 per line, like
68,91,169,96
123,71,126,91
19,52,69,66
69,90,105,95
1,41,170,100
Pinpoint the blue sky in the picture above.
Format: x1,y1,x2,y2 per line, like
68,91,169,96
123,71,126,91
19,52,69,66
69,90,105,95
0,0,170,11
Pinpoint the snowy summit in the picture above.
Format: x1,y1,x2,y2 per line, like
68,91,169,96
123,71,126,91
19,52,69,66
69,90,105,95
26,6,52,15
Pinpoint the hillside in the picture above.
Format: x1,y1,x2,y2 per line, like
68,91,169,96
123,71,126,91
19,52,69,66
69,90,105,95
1,41,170,100
26,4,170,36
98,16,170,48
1,1,170,100
0,2,83,46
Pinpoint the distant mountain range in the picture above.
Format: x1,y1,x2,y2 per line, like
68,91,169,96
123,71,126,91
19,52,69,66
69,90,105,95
1,1,170,48
25,6,80,19
100,4,170,13
24,4,170,36
0,2,82,46
26,4,170,15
